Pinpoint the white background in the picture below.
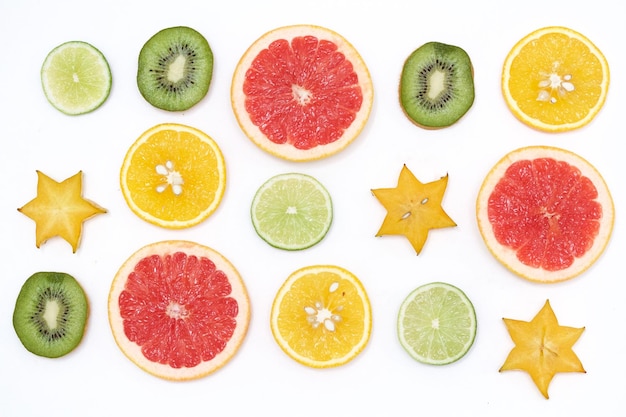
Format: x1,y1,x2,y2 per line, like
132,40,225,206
1,1,623,415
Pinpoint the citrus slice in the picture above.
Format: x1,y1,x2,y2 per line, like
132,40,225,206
270,265,372,368
108,240,250,381
120,123,226,229
251,173,333,250
397,282,477,365
231,24,374,161
41,41,112,115
476,146,614,283
502,26,609,132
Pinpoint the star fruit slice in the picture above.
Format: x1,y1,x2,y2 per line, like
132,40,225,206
500,300,585,399
372,164,456,254
18,171,106,252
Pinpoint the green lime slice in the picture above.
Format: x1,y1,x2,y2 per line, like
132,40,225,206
41,41,112,115
251,173,333,250
397,282,477,365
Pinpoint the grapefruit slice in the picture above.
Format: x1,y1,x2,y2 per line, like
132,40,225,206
231,24,374,161
476,146,614,283
108,241,250,380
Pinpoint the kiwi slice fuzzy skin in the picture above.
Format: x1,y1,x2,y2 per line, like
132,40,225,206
400,42,474,129
13,272,88,358
137,26,213,111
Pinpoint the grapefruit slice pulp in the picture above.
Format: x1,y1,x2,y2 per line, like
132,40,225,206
476,146,614,283
231,24,374,161
108,241,250,380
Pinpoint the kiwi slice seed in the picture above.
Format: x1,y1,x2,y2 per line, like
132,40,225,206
400,42,475,129
137,26,213,111
13,272,88,358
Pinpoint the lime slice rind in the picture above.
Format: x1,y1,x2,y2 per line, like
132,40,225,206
251,173,333,251
397,282,477,365
41,41,112,115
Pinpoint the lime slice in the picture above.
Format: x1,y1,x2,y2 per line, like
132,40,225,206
397,282,477,365
41,41,112,115
251,173,333,250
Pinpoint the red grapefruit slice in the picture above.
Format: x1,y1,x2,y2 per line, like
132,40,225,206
108,240,250,380
231,24,374,161
476,146,614,283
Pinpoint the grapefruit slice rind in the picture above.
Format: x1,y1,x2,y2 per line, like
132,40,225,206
476,146,614,283
231,24,374,162
108,240,250,381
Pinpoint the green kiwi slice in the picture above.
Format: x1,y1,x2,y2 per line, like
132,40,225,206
137,26,213,111
13,272,88,358
400,42,475,129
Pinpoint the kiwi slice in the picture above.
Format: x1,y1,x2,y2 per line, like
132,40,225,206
137,26,213,111
13,272,88,358
400,42,475,129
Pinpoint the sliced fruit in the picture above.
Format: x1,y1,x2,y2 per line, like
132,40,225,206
372,164,456,255
251,173,333,250
270,265,372,368
108,240,250,381
18,171,106,252
13,272,88,358
400,41,475,129
397,282,476,365
231,24,374,161
476,146,614,283
137,26,213,111
502,26,610,132
41,41,112,115
120,123,226,229
500,300,585,399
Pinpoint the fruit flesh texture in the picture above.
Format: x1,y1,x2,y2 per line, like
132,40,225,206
504,28,608,131
251,173,332,250
118,251,239,368
13,272,88,358
137,27,213,111
488,157,601,271
400,42,474,128
272,266,371,367
398,282,476,365
41,41,111,115
243,35,364,149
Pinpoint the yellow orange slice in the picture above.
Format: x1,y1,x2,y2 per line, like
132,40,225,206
502,26,609,132
270,265,372,368
120,123,226,229
476,146,614,283
231,24,374,161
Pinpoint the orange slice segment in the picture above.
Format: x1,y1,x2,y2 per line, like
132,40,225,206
270,265,372,368
502,26,609,132
120,123,226,229
231,24,374,161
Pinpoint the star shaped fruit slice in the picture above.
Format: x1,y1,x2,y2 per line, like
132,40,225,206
372,164,456,254
18,171,106,252
500,300,585,399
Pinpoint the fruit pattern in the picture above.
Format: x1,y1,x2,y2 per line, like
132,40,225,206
12,23,611,400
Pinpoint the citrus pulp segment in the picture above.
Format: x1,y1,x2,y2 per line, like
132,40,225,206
476,146,614,283
397,282,477,365
502,26,609,132
120,123,226,229
251,173,333,250
108,240,250,381
231,24,374,161
270,265,372,368
41,41,112,115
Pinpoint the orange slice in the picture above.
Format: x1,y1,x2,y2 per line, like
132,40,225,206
502,26,609,132
120,123,226,229
108,240,250,381
270,265,372,368
476,146,614,283
231,24,374,161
